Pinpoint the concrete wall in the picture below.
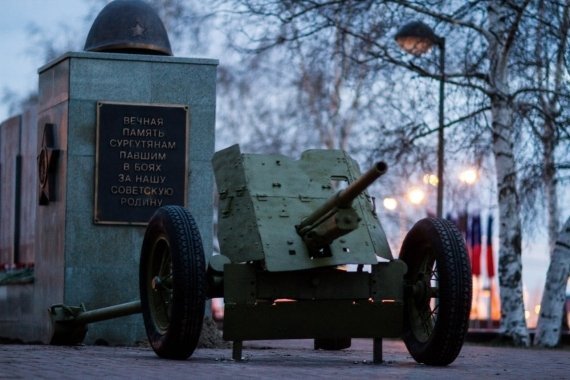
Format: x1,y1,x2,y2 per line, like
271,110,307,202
0,106,38,264
20,109,38,264
0,115,19,265
0,107,38,342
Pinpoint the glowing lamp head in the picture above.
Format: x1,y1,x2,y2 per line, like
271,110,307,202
395,21,439,56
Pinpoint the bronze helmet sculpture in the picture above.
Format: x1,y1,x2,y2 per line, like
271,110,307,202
84,0,173,56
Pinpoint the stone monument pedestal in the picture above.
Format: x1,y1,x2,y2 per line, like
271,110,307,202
34,51,217,344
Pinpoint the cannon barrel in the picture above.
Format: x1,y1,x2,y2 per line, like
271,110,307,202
297,161,387,235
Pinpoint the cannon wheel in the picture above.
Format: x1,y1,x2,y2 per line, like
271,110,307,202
140,206,206,360
400,218,472,366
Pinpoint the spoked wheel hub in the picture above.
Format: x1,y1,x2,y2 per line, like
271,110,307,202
147,238,174,334
410,274,437,309
406,256,440,343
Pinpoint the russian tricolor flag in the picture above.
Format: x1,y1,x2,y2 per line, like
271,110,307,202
471,215,482,276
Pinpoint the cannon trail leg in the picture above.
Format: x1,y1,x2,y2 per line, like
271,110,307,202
50,300,142,345
73,301,141,324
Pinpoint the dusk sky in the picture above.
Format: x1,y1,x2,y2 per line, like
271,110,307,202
0,0,91,121
0,1,567,310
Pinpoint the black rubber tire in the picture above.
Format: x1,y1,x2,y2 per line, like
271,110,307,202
314,337,352,350
400,217,472,366
140,206,206,360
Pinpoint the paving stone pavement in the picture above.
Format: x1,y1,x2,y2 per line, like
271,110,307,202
1,339,569,379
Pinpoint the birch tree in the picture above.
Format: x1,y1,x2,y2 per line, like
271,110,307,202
534,216,570,347
485,1,529,346
517,3,570,346
518,1,569,254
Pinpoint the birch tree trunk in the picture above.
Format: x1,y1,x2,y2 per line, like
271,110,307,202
491,99,529,346
534,217,570,347
544,130,559,255
487,2,530,346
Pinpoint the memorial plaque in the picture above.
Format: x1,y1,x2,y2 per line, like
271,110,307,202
94,101,189,225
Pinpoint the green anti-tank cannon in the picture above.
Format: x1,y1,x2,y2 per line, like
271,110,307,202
51,145,472,366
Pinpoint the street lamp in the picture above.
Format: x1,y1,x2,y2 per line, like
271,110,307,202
459,168,478,185
383,197,398,211
395,21,446,218
407,187,426,206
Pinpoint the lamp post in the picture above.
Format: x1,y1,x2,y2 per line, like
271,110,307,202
395,21,446,218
